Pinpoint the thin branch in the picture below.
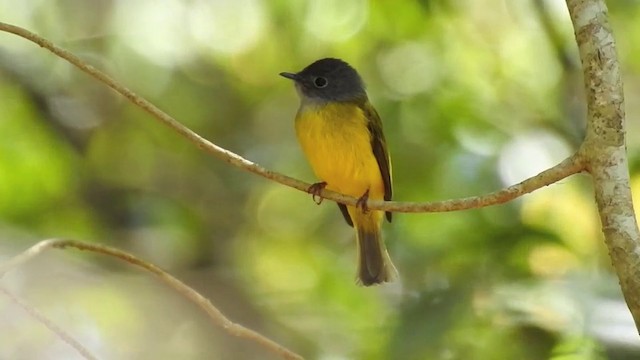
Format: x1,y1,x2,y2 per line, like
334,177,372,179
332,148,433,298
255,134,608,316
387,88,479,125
0,286,98,360
565,0,640,330
0,22,585,213
0,239,303,360
381,152,584,213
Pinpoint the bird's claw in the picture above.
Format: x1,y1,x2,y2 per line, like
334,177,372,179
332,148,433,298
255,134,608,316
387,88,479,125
356,189,370,213
308,182,327,205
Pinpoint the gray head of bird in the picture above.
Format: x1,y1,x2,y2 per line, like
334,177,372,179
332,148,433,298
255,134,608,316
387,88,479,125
280,58,367,103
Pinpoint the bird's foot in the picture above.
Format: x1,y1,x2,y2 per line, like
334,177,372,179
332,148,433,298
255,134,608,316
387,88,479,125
308,182,327,205
356,189,370,213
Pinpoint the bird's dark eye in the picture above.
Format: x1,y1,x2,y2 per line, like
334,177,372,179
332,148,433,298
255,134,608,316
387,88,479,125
313,77,328,88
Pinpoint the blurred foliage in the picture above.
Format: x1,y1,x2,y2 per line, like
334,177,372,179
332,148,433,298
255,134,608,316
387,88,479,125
1,0,640,359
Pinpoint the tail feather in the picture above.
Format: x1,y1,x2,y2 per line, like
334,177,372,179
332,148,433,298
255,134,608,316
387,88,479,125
355,217,397,286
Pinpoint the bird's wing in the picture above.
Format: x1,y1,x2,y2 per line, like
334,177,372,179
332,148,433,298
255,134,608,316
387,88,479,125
361,101,393,222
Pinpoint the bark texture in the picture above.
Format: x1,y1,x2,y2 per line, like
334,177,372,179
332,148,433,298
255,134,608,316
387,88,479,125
567,0,640,330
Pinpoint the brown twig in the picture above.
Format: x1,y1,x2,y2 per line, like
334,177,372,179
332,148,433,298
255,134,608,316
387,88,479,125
0,239,303,360
0,286,98,360
0,22,585,213
382,152,584,213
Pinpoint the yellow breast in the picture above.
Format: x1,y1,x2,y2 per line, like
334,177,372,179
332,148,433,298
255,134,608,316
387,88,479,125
294,102,385,199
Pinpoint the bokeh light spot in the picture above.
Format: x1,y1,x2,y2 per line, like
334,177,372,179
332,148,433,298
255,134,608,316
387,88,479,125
304,0,368,42
112,0,191,67
498,130,572,185
189,0,266,55
378,42,441,97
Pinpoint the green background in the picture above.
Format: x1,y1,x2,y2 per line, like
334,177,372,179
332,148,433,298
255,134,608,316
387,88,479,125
1,0,640,359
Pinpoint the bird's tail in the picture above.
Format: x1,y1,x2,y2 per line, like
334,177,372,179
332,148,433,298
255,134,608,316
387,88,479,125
353,210,397,286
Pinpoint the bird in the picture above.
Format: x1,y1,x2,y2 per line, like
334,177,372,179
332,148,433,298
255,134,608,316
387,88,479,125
280,58,397,285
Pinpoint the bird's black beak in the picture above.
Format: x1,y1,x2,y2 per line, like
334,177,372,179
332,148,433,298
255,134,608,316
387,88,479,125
279,72,299,81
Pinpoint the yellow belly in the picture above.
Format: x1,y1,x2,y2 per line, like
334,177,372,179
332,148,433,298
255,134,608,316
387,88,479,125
294,102,385,200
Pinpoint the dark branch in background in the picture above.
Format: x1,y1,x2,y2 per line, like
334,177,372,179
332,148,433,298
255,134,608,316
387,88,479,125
0,54,86,151
533,0,587,147
0,22,585,214
0,239,303,360
533,0,579,72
